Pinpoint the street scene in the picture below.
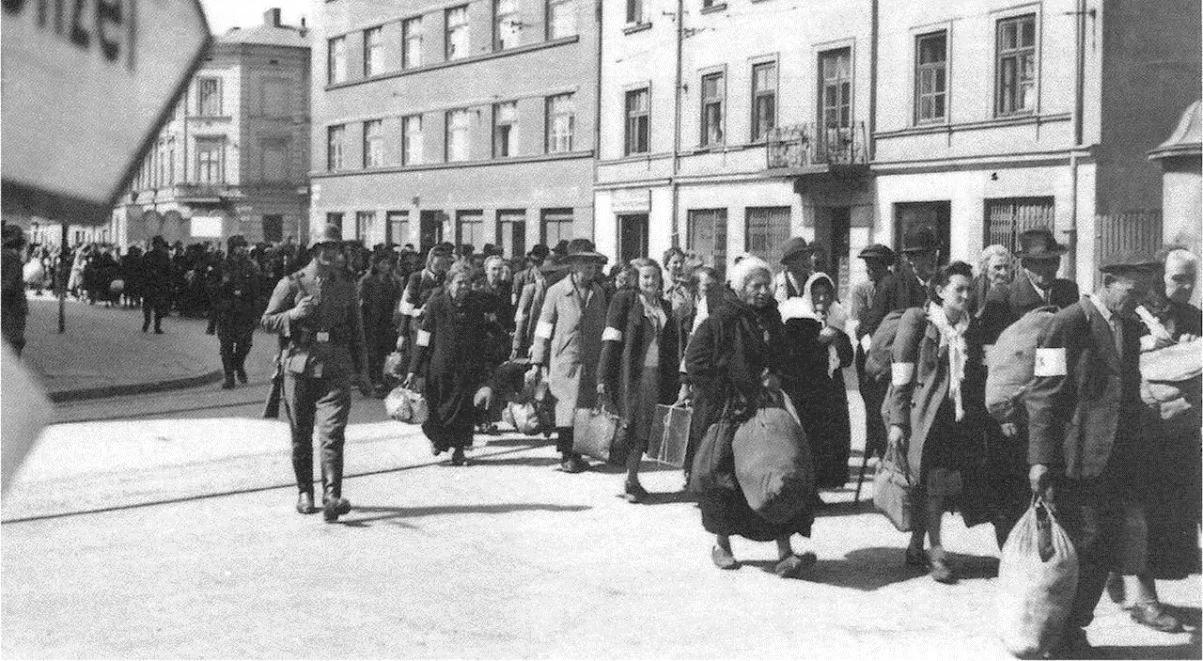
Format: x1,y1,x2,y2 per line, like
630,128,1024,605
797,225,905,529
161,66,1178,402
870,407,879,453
1,0,1201,658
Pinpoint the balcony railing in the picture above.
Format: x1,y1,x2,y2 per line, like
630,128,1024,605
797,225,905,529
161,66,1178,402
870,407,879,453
766,121,868,170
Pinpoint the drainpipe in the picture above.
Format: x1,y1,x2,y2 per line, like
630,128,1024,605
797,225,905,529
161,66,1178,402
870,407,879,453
669,0,684,247
1066,0,1087,282
593,0,603,245
868,0,878,163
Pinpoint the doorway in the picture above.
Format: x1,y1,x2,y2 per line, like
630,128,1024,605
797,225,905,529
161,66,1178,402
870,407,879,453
618,214,648,266
419,210,445,253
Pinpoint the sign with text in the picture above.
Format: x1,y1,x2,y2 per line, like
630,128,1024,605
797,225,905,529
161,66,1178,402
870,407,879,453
1,0,210,225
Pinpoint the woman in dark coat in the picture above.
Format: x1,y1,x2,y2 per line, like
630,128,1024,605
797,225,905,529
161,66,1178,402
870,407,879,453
885,261,990,584
780,273,854,496
685,256,816,578
405,262,499,466
598,258,680,503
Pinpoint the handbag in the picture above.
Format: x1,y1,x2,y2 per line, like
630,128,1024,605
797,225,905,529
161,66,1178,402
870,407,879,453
646,404,692,468
872,438,915,532
572,405,626,464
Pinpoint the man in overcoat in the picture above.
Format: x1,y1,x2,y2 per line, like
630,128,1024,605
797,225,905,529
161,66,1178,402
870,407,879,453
527,241,608,473
141,235,173,334
262,224,373,522
212,235,261,389
861,225,938,339
1027,251,1158,656
849,244,895,458
1009,228,1080,319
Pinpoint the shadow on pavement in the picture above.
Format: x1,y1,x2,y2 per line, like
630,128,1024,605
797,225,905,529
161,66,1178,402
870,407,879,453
479,436,557,448
796,546,930,591
468,456,563,468
1094,640,1201,660
338,503,591,527
641,490,697,506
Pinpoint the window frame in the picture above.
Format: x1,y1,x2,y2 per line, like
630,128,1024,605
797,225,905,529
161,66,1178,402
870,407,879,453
326,124,345,171
327,36,347,84
362,119,385,168
456,209,485,248
994,13,1038,117
817,47,852,129
196,76,222,116
546,0,576,39
402,114,423,166
744,206,792,263
386,210,409,246
913,30,949,125
625,0,645,25
624,86,650,156
194,137,225,184
545,93,575,154
492,101,519,158
402,16,423,69
363,26,384,77
355,211,375,242
445,5,470,61
699,70,726,148
493,0,519,51
750,60,778,142
540,208,574,246
446,108,471,162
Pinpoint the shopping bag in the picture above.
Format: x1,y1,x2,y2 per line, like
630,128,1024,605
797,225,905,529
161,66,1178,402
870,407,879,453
383,352,407,381
997,498,1080,659
572,406,626,464
646,404,692,468
688,417,738,494
385,386,413,422
506,401,541,435
732,400,814,524
872,439,915,532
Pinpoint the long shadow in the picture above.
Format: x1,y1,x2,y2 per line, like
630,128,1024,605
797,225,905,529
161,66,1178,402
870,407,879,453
641,490,698,506
338,503,591,527
1094,641,1201,660
778,546,927,591
468,456,562,468
477,436,555,448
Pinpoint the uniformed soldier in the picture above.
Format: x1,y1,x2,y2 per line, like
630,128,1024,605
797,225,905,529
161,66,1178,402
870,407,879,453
213,235,261,389
261,224,373,522
1026,250,1159,656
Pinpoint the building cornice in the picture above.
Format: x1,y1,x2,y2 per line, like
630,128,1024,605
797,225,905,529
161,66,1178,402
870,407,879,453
310,150,594,179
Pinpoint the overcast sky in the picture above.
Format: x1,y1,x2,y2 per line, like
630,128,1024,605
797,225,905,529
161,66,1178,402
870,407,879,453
200,0,309,34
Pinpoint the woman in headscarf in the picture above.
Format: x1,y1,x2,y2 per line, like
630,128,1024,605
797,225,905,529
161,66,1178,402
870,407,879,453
885,261,990,584
779,272,854,500
405,262,499,466
685,255,816,578
598,258,680,503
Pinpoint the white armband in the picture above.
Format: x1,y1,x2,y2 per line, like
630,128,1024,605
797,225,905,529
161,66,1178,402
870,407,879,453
860,335,872,353
416,330,431,347
602,327,623,342
891,362,915,387
535,321,554,340
1033,348,1067,377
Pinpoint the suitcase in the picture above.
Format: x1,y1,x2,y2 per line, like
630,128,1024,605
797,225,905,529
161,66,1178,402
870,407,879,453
646,404,692,468
572,406,627,464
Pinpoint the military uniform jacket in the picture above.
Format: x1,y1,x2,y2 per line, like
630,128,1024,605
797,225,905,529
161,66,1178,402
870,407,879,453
261,263,367,381
1026,296,1144,481
212,257,262,329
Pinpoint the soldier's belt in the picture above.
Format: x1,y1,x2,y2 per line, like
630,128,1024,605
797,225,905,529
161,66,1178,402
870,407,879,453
294,327,352,346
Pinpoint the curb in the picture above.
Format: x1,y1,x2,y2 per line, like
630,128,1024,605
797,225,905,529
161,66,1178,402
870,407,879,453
48,370,227,404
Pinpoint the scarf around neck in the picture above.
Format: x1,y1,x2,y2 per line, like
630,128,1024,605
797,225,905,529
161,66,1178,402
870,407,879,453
926,301,969,421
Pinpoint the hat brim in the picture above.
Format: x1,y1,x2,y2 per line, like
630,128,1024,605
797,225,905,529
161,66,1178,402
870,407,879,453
564,251,608,263
1016,247,1069,259
900,245,938,254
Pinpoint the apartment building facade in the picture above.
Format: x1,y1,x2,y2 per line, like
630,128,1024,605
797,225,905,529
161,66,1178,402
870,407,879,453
596,0,1200,292
109,9,311,247
309,0,598,257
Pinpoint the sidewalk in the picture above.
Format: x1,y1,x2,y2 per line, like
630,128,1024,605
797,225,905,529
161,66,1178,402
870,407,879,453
20,296,277,401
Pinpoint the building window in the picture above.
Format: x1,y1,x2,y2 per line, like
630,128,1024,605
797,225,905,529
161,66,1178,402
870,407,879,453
167,139,175,184
363,26,384,77
625,0,644,24
403,17,423,69
327,212,344,233
493,101,518,158
996,14,1036,116
497,209,526,258
446,6,469,61
355,211,374,242
745,207,791,263
328,36,347,84
541,208,573,246
915,31,948,124
363,119,385,168
688,209,728,275
750,62,777,142
456,210,484,248
547,0,576,38
700,71,725,147
624,87,650,155
387,210,409,246
545,93,575,153
494,0,519,51
446,109,471,162
403,115,423,166
197,77,221,116
819,48,852,128
195,138,224,184
327,124,345,170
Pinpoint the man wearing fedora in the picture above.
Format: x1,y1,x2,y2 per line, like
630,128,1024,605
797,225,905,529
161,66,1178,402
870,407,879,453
1009,227,1080,320
527,240,608,473
212,235,261,389
1027,251,1159,656
774,237,817,304
861,225,940,340
262,224,373,522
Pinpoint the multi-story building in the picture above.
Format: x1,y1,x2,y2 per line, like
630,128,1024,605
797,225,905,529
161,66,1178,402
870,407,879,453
309,0,598,257
109,9,311,247
596,0,1200,292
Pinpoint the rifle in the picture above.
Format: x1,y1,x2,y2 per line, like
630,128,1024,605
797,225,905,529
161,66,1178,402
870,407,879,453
262,339,287,419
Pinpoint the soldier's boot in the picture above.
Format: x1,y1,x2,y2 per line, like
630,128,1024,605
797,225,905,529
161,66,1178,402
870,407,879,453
322,455,351,523
220,350,236,390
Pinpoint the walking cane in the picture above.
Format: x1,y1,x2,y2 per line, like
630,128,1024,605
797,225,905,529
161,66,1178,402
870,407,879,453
853,449,872,504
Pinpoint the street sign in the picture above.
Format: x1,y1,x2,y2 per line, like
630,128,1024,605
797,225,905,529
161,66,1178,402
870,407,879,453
1,0,211,226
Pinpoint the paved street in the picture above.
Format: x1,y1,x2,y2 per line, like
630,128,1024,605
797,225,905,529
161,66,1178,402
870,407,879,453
3,377,1199,658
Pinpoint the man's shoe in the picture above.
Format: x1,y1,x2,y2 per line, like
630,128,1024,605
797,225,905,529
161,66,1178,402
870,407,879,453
623,480,649,504
221,377,236,390
451,448,468,466
774,551,817,579
560,454,589,473
323,497,351,522
154,328,164,334
235,368,248,384
296,492,317,515
1130,602,1183,633
711,545,739,570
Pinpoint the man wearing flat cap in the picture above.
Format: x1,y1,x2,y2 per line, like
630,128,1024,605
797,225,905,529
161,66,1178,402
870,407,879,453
861,225,939,339
848,243,895,456
262,224,373,522
1009,228,1079,320
211,235,261,389
1026,250,1159,655
773,236,817,304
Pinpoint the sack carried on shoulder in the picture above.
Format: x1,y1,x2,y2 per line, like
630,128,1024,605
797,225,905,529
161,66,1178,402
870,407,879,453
647,404,692,468
732,394,814,524
873,439,915,532
986,307,1058,424
997,498,1080,659
864,309,907,382
572,406,626,465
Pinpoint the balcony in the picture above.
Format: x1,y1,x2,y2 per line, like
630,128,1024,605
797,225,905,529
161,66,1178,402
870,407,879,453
766,122,869,176
169,183,242,203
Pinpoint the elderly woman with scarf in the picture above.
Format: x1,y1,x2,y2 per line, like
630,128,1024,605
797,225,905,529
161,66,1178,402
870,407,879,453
779,272,854,498
685,256,817,578
886,261,990,584
598,258,681,503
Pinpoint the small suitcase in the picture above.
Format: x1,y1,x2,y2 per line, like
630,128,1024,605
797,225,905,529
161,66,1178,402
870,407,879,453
572,406,626,464
646,404,692,468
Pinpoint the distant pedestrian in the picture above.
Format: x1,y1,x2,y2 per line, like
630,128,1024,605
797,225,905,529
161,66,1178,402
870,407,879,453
1,224,29,356
141,236,172,334
212,235,261,389
261,224,373,522
849,243,894,457
358,253,402,395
